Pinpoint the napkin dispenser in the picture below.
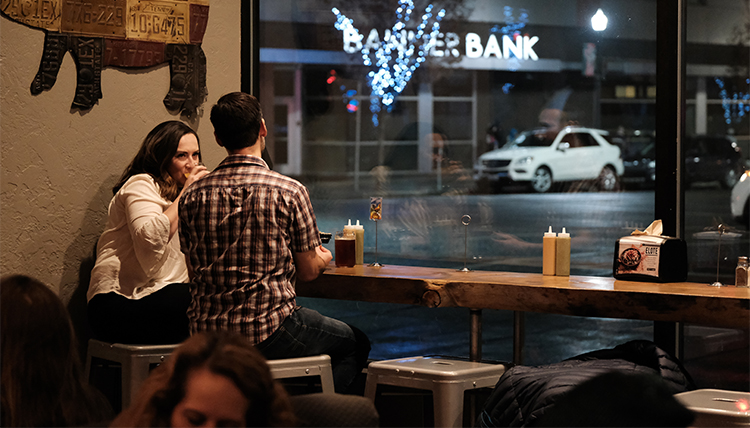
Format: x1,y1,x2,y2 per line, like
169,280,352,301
613,235,687,282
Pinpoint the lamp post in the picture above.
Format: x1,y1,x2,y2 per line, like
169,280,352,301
590,8,607,128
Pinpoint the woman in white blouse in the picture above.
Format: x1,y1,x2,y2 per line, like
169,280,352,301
87,121,208,344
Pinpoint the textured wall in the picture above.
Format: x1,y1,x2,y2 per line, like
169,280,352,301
0,2,241,310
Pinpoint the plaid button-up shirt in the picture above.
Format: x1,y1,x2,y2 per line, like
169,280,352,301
178,154,321,343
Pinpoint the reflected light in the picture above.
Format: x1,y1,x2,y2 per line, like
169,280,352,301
333,1,445,126
591,8,608,32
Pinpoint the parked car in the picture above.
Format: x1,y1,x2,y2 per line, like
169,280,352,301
617,133,741,190
473,126,624,193
619,132,657,189
731,169,750,227
685,135,743,188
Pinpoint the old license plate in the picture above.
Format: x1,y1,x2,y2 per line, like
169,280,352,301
1,0,62,30
127,0,189,44
61,0,127,38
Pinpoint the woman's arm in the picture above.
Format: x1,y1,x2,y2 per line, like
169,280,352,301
121,170,203,276
162,165,208,238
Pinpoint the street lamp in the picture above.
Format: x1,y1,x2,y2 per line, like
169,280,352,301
591,8,608,32
589,8,607,128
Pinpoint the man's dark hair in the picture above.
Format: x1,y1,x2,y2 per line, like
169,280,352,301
210,92,263,151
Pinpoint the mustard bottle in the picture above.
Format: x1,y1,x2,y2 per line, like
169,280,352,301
344,219,365,265
543,226,557,276
556,227,570,276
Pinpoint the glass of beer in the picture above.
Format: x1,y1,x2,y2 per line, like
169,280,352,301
334,230,356,267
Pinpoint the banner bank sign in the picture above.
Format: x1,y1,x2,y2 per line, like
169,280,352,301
341,28,561,72
343,28,539,60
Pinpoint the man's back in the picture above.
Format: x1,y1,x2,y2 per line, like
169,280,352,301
178,153,321,343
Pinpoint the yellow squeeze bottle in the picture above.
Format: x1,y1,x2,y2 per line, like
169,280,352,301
556,227,570,276
344,219,365,265
352,220,365,265
543,226,557,276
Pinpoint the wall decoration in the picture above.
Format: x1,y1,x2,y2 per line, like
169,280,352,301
1,0,209,115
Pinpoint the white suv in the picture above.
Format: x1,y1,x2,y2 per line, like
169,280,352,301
474,126,624,193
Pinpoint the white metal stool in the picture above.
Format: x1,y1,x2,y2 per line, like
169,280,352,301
364,356,506,427
267,354,336,394
84,339,180,410
675,389,750,427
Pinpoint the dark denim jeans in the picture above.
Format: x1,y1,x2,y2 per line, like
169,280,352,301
256,307,370,394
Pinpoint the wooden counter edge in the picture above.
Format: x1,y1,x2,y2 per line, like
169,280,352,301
296,265,750,329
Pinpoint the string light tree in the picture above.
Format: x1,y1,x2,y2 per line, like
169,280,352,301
333,1,451,192
333,1,447,128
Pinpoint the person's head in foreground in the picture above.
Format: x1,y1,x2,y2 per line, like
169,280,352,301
1,274,112,427
112,331,295,427
535,371,695,427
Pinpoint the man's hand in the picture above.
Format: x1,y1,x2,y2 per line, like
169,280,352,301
293,245,332,282
316,245,333,266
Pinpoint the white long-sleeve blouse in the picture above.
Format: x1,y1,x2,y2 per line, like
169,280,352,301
87,174,188,302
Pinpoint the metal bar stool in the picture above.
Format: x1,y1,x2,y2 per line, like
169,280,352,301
364,356,506,428
85,339,336,411
675,389,750,427
84,339,180,410
267,354,336,394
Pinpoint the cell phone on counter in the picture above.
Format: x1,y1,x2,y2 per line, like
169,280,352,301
319,232,332,244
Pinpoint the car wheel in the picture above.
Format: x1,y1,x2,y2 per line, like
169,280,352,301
531,167,553,193
721,168,738,189
597,166,620,192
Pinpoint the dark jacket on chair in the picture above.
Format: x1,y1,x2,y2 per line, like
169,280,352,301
477,340,695,427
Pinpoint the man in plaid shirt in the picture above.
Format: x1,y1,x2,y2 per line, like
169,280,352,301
179,92,370,393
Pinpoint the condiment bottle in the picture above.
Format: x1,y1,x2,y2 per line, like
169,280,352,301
556,227,570,276
543,226,557,276
345,219,365,265
354,220,365,265
735,256,749,287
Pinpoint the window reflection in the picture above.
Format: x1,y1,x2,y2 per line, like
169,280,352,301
258,0,747,385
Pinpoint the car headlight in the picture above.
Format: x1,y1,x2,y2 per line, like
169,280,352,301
516,156,533,165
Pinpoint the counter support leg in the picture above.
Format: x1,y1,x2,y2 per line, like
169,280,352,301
513,311,525,365
470,309,482,362
654,321,684,360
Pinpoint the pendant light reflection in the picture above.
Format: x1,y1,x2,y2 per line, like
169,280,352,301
591,8,608,32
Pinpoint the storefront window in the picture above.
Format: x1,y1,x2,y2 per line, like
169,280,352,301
682,0,749,391
257,0,746,375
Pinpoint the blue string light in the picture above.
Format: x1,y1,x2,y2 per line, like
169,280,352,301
333,0,446,126
715,77,750,125
489,7,529,82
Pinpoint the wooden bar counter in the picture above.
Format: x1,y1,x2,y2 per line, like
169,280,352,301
298,264,750,329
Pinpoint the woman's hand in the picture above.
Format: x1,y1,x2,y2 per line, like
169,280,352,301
184,164,209,188
165,165,209,239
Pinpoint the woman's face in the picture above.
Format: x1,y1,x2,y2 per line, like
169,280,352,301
170,367,248,428
167,133,201,187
